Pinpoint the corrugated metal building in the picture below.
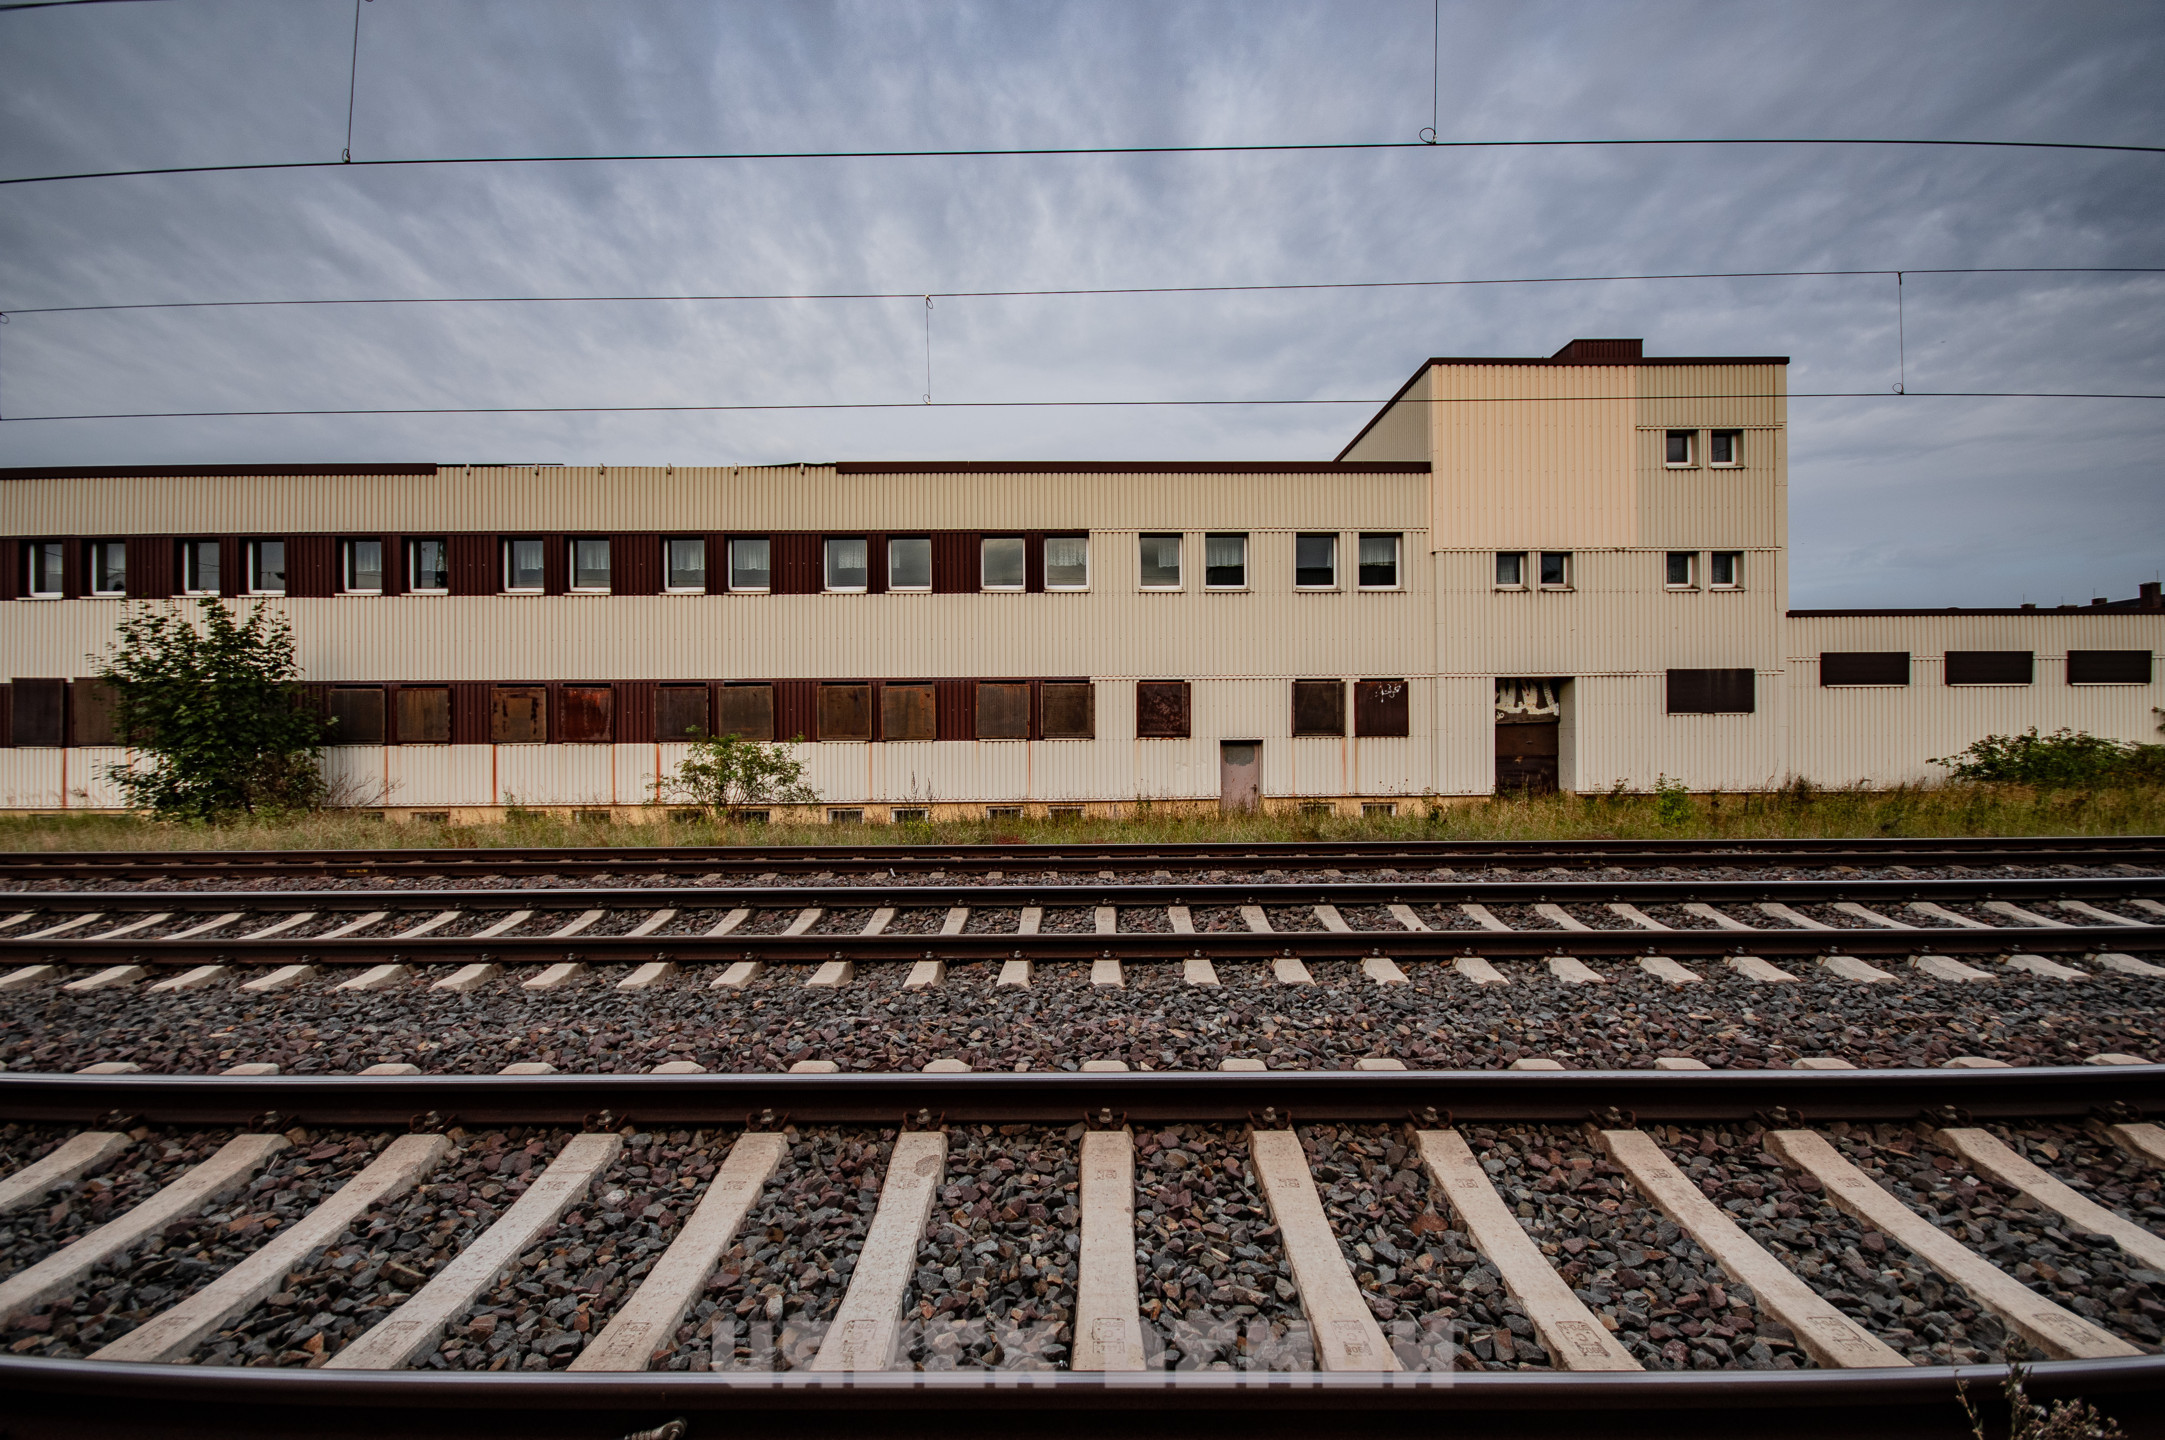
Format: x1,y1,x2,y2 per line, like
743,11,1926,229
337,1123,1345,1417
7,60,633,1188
3,339,2158,817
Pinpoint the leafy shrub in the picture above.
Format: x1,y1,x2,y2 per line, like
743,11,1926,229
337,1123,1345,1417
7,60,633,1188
650,730,819,819
1931,727,2165,786
1652,774,1694,827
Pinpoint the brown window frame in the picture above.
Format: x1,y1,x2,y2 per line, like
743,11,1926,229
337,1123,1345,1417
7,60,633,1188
1666,668,1756,714
1135,680,1191,739
1291,679,1346,737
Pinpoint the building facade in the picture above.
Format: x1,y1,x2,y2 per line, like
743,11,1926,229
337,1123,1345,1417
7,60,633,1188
2,338,2158,818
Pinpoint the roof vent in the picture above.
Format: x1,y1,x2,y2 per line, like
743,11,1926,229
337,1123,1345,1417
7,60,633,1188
1551,338,1644,362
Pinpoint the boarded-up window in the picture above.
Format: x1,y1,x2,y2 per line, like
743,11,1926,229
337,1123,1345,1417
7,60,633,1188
1041,681,1094,739
655,685,709,742
560,685,614,743
2068,650,2152,685
397,686,452,744
491,685,548,743
1292,679,1345,736
817,683,873,741
1666,669,1756,714
881,683,937,742
327,687,386,745
1820,652,1909,686
1945,651,2032,686
1354,679,1410,736
68,679,120,746
976,681,1030,739
1136,681,1190,739
10,679,65,746
717,684,774,740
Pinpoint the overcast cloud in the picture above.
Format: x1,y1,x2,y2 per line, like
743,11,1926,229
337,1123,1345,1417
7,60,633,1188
0,0,2158,606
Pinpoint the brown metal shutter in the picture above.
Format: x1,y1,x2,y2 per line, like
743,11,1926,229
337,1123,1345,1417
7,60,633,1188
1819,652,1909,686
817,683,873,741
560,684,614,743
772,534,821,595
1292,679,1345,736
931,532,982,594
1945,651,2032,686
717,683,776,741
398,686,453,744
654,685,709,742
1041,681,1094,739
1024,532,1046,593
935,679,975,739
1666,669,1755,714
491,685,548,743
0,539,19,601
69,679,121,745
126,537,175,598
881,683,937,741
2067,650,2152,685
449,534,494,595
1135,681,1191,739
11,679,67,746
612,535,661,596
327,687,387,745
975,681,1030,739
1354,679,1410,736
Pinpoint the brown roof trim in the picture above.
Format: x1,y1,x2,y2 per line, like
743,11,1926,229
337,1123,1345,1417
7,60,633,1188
0,464,439,481
833,461,1429,475
1788,608,2158,618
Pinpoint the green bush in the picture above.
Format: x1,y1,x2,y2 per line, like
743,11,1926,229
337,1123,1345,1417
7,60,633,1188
650,730,820,819
1931,727,2165,786
1652,774,1693,826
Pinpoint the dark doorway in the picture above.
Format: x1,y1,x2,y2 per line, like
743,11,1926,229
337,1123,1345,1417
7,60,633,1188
1495,678,1563,794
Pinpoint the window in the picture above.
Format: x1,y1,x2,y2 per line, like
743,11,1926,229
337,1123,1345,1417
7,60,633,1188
888,536,932,590
250,540,286,595
1667,669,1755,714
817,683,872,740
1709,551,1742,589
396,686,452,744
1135,680,1191,737
24,541,63,598
893,807,929,823
408,537,449,593
89,541,127,597
1945,651,2033,686
1139,533,1182,589
1042,681,1095,738
1044,534,1089,589
1495,551,1526,588
881,683,937,741
828,808,864,825
1539,551,1571,588
489,685,547,742
1354,679,1410,737
665,537,706,592
1665,430,1696,466
1820,652,1910,686
560,685,614,743
654,685,709,741
571,537,611,592
1362,802,1397,817
729,537,771,592
182,540,220,596
504,538,545,593
822,537,868,591
981,536,1025,590
1295,533,1337,588
1292,679,1345,736
1710,430,1742,466
343,539,384,594
327,687,386,744
1665,552,1697,588
976,681,1030,738
1358,534,1400,588
2068,650,2153,685
1204,533,1247,589
716,683,774,739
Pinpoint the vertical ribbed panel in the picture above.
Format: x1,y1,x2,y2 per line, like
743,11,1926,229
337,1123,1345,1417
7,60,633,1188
448,534,493,596
286,536,336,598
125,536,174,599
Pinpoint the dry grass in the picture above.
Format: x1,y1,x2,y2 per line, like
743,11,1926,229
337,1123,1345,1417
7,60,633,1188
2,782,2161,853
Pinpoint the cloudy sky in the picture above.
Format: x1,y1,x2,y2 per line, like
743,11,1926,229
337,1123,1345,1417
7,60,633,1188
0,0,2158,606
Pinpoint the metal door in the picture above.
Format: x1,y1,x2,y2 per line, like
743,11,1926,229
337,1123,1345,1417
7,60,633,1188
1495,719,1559,793
1220,741,1261,813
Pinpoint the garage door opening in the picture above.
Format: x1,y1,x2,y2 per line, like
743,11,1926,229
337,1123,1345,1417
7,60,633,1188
1495,678,1565,794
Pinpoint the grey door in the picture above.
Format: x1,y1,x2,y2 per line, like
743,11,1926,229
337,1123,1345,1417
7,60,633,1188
1220,741,1261,813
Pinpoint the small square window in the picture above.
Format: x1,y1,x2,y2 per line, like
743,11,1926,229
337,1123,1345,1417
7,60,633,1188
90,540,127,597
1139,533,1182,589
665,537,706,592
1710,430,1742,466
182,539,220,596
250,539,286,595
26,540,64,598
729,537,771,592
1666,552,1697,588
571,537,611,592
1295,533,1337,588
343,539,383,594
1495,551,1526,588
1539,551,1571,588
1710,551,1742,589
1358,533,1399,588
981,535,1025,590
504,537,545,593
1204,533,1247,589
1665,430,1696,466
408,537,449,593
1044,534,1089,589
888,536,932,590
824,536,868,591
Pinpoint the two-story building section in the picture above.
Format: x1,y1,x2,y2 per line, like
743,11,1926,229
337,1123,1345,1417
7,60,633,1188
1,338,2157,818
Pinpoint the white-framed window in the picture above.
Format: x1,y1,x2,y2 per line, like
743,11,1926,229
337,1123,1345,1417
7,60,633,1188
1295,532,1337,588
1665,551,1697,588
249,539,286,595
1710,430,1742,466
665,537,705,592
728,536,770,592
1494,551,1526,588
1204,533,1247,589
823,537,868,592
1710,551,1743,589
571,537,611,593
1139,533,1182,589
888,536,932,590
26,540,64,598
1538,551,1571,589
503,537,545,593
1358,533,1400,589
981,535,1025,590
1665,430,1696,467
407,537,449,593
181,539,220,596
89,540,127,597
1044,533,1089,589
343,538,383,594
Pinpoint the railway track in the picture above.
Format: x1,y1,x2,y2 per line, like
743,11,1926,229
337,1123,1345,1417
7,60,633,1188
1,1067,2163,1438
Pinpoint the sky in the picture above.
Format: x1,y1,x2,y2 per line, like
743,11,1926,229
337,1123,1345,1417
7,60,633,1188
0,0,2158,607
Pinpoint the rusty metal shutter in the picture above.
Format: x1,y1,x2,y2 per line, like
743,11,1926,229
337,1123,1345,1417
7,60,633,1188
1135,681,1190,739
1819,652,1909,686
717,684,776,741
880,683,937,741
126,537,175,598
397,686,453,744
975,681,1030,739
11,678,67,746
654,685,709,742
931,532,981,594
69,679,121,745
2067,650,2151,685
772,534,821,595
1291,679,1345,736
286,536,336,597
1944,651,2031,686
817,683,873,741
1041,681,1094,739
327,687,386,745
1354,679,1411,736
560,684,614,743
491,685,549,743
612,535,661,595
1666,669,1755,714
449,534,493,595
